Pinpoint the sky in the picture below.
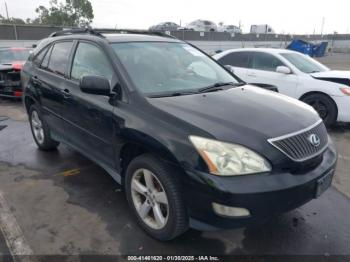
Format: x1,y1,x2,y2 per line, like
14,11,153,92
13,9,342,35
2,0,350,34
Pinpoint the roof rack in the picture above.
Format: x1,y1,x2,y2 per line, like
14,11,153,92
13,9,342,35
49,27,102,37
49,28,176,39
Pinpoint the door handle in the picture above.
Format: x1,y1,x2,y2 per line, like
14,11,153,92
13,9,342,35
32,75,39,84
62,88,71,98
247,73,257,77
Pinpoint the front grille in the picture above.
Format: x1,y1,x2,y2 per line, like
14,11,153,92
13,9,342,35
268,120,328,162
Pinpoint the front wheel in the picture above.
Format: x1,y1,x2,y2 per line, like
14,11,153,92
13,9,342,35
301,94,337,127
125,154,188,241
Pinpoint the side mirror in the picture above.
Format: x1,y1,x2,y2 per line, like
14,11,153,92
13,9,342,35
224,65,235,73
276,66,291,74
80,75,111,96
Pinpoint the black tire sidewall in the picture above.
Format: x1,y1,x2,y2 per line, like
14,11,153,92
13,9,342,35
302,94,337,126
29,104,58,150
125,154,188,241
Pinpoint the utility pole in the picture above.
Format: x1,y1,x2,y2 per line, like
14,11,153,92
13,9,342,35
320,17,325,36
4,2,18,40
5,2,10,20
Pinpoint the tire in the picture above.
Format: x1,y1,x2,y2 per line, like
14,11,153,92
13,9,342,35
125,154,188,241
301,93,337,127
29,104,60,151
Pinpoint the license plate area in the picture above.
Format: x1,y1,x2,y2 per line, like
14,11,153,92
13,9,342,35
315,170,334,198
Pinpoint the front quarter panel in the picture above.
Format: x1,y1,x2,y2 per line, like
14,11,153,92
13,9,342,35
113,95,213,175
296,75,346,98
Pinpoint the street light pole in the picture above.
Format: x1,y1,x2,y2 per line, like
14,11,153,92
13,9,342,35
5,2,10,20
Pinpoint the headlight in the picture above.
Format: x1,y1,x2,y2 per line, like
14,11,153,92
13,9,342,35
189,136,271,176
340,87,350,96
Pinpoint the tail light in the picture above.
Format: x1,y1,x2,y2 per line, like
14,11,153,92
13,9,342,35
12,63,23,71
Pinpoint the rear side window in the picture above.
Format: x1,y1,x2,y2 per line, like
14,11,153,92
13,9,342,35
41,45,53,69
47,42,73,76
33,46,50,66
251,52,284,72
71,42,113,82
218,52,250,68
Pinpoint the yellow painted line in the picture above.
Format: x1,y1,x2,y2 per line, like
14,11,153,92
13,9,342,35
61,168,81,177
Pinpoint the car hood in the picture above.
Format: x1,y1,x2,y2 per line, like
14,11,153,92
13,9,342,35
310,70,350,79
148,85,320,148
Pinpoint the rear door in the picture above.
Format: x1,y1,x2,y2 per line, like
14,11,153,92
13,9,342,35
61,41,116,167
33,41,74,140
247,52,299,97
217,51,252,81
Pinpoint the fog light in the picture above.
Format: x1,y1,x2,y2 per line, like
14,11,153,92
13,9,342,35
212,202,250,217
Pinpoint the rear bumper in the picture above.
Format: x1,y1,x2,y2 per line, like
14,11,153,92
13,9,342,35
0,85,22,98
183,142,337,230
334,96,350,122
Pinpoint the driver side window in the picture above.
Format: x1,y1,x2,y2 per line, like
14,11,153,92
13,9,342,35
251,52,284,72
71,42,113,82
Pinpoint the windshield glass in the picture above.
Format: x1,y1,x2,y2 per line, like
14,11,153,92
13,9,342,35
280,52,329,73
111,42,239,96
0,49,30,64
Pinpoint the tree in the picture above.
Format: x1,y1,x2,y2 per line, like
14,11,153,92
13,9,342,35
34,0,94,27
0,15,26,25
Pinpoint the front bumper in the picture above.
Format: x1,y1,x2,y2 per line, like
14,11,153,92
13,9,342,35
183,142,337,230
333,95,350,122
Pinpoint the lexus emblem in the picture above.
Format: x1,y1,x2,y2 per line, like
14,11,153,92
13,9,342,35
308,134,321,147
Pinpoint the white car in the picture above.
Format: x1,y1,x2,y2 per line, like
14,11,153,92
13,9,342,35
218,25,242,34
187,20,217,32
214,48,350,126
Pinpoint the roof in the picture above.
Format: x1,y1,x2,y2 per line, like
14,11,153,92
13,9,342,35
47,28,182,43
213,48,297,59
103,33,182,43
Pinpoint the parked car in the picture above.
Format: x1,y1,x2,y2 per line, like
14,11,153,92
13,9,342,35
214,48,350,126
250,24,275,34
149,22,180,32
21,29,337,241
187,20,217,32
0,47,31,98
218,24,242,34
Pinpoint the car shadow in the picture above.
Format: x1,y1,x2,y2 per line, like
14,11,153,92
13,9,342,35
328,123,350,134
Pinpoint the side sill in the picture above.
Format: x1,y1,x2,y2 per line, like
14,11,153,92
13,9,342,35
51,132,122,184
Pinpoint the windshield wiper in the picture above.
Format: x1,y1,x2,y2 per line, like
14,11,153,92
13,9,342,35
148,91,197,98
148,82,245,98
198,82,244,93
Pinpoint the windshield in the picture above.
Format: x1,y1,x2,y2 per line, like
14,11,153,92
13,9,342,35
111,42,239,96
0,49,30,64
280,52,329,73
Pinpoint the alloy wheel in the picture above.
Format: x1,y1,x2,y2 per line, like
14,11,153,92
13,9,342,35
131,168,169,230
31,110,45,144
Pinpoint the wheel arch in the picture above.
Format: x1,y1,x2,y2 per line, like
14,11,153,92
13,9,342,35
24,95,37,113
118,140,181,185
299,91,338,120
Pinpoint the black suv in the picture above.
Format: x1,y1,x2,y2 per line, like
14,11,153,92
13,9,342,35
21,29,337,241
